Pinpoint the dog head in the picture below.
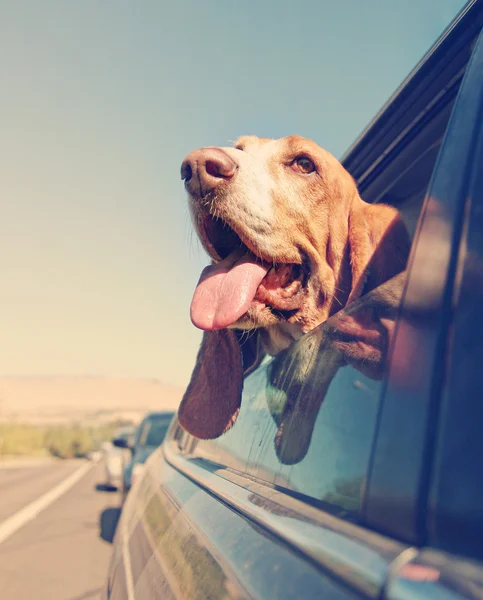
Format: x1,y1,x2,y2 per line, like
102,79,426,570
178,135,409,439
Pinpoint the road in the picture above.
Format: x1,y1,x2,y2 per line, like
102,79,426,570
0,459,121,600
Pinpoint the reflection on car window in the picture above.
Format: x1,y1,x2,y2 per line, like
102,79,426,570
179,272,406,519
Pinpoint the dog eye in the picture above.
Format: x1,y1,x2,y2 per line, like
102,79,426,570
291,156,316,174
235,145,244,151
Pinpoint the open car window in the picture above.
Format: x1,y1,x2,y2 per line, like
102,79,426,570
175,271,406,520
174,205,436,520
172,135,452,521
173,137,454,520
171,8,480,522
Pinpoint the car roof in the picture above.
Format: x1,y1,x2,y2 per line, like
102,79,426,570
342,0,483,190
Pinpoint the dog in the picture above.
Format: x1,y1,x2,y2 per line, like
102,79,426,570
178,135,410,440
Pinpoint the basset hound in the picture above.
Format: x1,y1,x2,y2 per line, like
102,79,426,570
178,135,410,441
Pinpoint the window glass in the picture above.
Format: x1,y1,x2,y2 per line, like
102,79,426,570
184,272,406,518
144,421,171,448
139,416,173,448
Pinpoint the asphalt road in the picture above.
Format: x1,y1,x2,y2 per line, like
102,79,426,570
0,459,121,600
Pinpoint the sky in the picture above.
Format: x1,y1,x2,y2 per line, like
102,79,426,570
0,0,468,387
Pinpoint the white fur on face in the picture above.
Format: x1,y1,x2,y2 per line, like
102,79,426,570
220,142,277,222
212,140,297,261
187,136,319,265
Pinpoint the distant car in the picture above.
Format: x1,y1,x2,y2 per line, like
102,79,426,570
114,411,175,503
87,450,102,463
102,426,135,490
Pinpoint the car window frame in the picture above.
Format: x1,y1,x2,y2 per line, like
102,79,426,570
363,22,483,547
424,29,483,562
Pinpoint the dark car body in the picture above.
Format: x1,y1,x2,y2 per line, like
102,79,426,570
119,411,175,502
105,2,483,598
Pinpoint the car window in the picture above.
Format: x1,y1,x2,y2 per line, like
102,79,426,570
177,272,406,519
173,36,471,522
145,422,170,447
139,417,172,448
174,149,450,520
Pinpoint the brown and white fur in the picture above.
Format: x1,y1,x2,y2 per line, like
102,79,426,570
178,135,410,439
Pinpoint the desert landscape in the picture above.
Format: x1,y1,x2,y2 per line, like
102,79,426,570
0,376,184,425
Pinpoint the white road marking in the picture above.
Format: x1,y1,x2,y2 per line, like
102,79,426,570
0,461,92,545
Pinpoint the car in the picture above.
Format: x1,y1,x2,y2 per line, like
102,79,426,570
104,2,483,598
115,411,175,503
87,449,102,463
102,426,136,491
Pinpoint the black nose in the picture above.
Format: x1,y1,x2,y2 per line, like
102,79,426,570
181,147,238,195
180,161,193,182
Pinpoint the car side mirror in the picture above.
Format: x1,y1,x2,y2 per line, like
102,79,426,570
112,437,130,449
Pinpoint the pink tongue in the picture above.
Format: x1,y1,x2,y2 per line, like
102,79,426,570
191,249,269,330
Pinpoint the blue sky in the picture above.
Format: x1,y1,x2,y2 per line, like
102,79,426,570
0,0,467,386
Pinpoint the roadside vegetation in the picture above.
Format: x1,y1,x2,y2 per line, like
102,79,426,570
0,422,123,459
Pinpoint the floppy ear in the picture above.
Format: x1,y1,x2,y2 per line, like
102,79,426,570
178,329,263,439
347,201,410,304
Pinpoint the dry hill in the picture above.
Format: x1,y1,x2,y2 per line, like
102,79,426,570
0,376,184,425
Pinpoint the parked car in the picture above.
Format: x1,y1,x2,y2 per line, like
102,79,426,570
87,449,102,463
102,426,135,491
105,2,483,598
114,411,175,503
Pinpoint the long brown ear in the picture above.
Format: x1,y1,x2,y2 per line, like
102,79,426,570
178,329,264,439
347,201,410,304
178,329,243,439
